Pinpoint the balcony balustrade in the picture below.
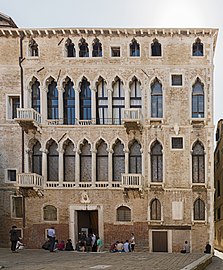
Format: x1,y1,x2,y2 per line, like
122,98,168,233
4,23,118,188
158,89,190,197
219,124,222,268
15,108,41,132
121,173,143,190
122,109,142,133
17,173,43,189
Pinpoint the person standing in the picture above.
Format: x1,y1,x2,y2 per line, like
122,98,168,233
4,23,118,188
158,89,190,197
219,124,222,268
48,226,56,252
130,233,135,252
96,236,103,252
9,225,19,252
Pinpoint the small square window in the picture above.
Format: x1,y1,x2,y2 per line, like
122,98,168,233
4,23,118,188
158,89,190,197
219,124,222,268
172,137,183,149
7,95,20,119
171,75,182,86
111,47,120,57
11,196,23,218
7,169,16,182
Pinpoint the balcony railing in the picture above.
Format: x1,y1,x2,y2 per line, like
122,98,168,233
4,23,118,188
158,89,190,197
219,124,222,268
16,108,41,124
17,173,43,189
123,108,142,121
121,174,143,190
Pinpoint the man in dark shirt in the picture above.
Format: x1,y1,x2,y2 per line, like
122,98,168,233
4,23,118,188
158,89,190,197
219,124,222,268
9,225,19,252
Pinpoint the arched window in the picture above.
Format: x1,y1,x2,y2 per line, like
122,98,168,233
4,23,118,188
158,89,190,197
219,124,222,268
194,198,205,220
43,205,57,221
63,140,75,182
80,78,91,120
29,38,39,56
151,78,163,118
150,199,161,220
47,141,59,181
112,78,124,125
129,140,142,174
79,38,89,57
192,141,205,183
31,79,40,113
92,38,102,57
151,141,163,182
63,78,75,124
117,206,131,222
151,39,161,56
96,78,108,124
80,140,92,182
65,38,75,57
113,140,125,181
96,140,108,181
192,78,204,118
32,141,42,175
130,38,140,57
47,79,58,119
130,77,141,109
192,38,203,56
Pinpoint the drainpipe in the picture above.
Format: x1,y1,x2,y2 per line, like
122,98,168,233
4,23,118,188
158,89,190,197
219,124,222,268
19,32,25,228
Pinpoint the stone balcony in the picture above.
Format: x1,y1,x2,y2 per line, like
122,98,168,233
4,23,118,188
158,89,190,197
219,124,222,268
17,173,44,189
122,108,143,133
121,173,143,190
15,108,41,133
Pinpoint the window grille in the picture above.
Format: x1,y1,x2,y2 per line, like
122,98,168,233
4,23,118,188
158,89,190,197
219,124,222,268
150,199,161,220
171,74,182,86
194,198,205,220
192,141,205,183
111,47,120,57
151,141,163,182
151,78,163,118
117,206,131,222
172,137,183,149
192,38,203,56
151,39,161,56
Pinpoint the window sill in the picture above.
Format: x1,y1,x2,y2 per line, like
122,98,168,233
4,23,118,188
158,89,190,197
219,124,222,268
26,56,40,60
114,221,133,225
190,119,206,126
191,183,207,190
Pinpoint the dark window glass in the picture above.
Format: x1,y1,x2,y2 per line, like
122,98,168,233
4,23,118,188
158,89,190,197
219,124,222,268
172,75,182,86
130,39,140,57
12,97,20,119
32,141,42,175
79,38,89,57
151,141,163,182
194,198,205,220
151,78,163,118
113,140,125,181
65,38,75,57
112,78,124,125
217,180,221,197
192,78,204,118
151,39,161,56
63,79,75,125
130,78,141,109
92,38,102,57
96,141,108,181
117,206,131,221
47,80,58,120
192,141,205,183
8,170,16,181
29,38,39,56
172,137,183,149
47,141,58,181
96,79,108,124
192,38,203,56
80,79,91,120
12,197,23,218
64,140,75,181
111,47,120,57
150,199,161,220
32,79,40,113
129,141,142,174
80,140,92,182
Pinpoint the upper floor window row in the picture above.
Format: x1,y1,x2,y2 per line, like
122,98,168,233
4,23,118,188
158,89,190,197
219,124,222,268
28,37,204,58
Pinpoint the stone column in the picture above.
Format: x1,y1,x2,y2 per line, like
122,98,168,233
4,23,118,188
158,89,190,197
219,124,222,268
25,149,31,173
41,149,48,186
58,86,64,124
125,149,129,174
41,86,48,124
91,87,96,123
125,87,130,109
58,148,64,186
91,149,97,187
107,88,113,123
75,86,80,122
108,149,113,187
75,150,81,187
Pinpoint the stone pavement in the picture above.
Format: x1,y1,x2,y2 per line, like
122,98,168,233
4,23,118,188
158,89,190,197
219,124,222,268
0,248,213,270
205,250,223,270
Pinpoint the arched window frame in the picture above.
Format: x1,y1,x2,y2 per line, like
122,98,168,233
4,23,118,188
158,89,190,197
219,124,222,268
80,140,92,182
192,78,204,118
96,78,108,124
129,140,142,174
151,38,162,57
150,141,163,183
192,141,205,184
47,140,59,181
79,78,91,120
192,38,204,56
129,38,140,57
96,140,108,182
47,79,58,120
112,78,124,125
116,205,132,222
112,140,125,182
63,78,75,125
130,77,142,109
43,205,58,222
79,38,89,57
28,38,39,57
32,141,42,175
151,78,163,118
31,79,41,113
193,198,205,221
63,140,75,182
92,38,102,57
150,199,162,221
65,38,76,57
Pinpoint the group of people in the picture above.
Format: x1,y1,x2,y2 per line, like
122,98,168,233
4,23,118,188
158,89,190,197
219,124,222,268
109,233,135,253
180,240,211,254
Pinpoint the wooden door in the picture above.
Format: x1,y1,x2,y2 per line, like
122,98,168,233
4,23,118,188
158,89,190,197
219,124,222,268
152,231,168,252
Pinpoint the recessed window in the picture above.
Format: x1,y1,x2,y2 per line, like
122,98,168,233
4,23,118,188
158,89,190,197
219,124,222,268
7,169,16,182
117,206,131,222
172,137,183,149
7,95,20,119
11,196,23,218
171,75,182,86
111,47,120,57
43,205,57,221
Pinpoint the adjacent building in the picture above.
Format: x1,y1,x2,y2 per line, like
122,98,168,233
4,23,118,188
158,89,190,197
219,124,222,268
0,13,218,252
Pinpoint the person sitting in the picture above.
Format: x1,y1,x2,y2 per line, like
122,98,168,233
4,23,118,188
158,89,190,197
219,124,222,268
123,240,130,252
57,240,65,251
16,238,24,250
65,239,74,251
116,241,124,252
204,242,211,253
180,241,190,253
109,241,118,252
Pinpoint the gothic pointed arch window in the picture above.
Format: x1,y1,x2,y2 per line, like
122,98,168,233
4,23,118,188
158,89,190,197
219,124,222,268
96,140,108,181
112,78,124,125
63,78,75,124
29,38,39,57
47,78,58,119
129,140,142,174
43,205,57,221
192,78,204,118
31,78,40,113
130,38,140,57
92,38,102,57
117,206,131,222
192,141,205,183
63,140,75,182
151,141,163,182
151,78,163,118
130,77,141,109
79,38,89,57
112,140,125,181
65,38,75,57
96,78,108,124
80,140,92,182
150,199,161,220
192,38,203,56
80,78,91,120
32,141,42,175
194,198,205,220
47,140,59,181
151,39,161,56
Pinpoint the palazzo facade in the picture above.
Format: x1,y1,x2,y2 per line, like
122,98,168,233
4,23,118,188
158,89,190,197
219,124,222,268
0,13,218,252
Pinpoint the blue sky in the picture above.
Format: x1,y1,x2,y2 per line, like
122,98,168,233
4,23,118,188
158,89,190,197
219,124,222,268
1,0,223,125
